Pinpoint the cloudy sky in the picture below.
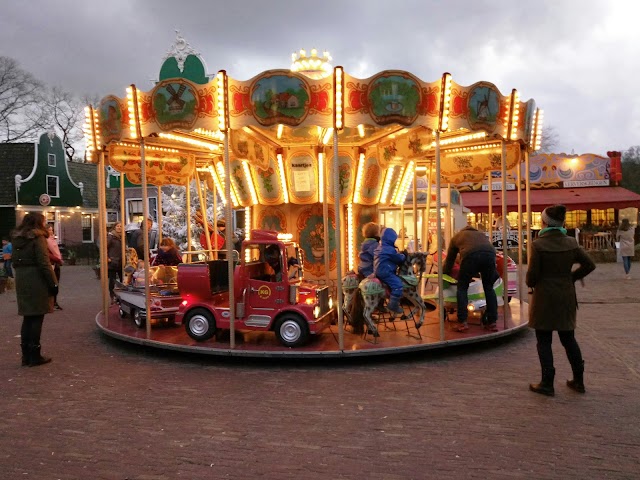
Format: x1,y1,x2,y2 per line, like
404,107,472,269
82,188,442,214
1,0,638,155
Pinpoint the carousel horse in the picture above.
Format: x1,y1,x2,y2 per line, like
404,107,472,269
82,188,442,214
342,251,429,337
122,247,139,285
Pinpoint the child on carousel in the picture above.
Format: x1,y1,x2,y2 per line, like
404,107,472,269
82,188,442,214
374,227,406,314
357,222,380,279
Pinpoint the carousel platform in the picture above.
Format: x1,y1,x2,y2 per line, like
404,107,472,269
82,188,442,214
95,298,529,358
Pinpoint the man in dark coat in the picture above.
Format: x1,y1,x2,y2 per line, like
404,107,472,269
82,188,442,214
129,217,154,260
443,225,499,332
374,227,406,314
526,204,596,396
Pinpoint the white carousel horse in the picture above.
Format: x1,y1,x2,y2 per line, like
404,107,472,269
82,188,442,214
342,252,429,338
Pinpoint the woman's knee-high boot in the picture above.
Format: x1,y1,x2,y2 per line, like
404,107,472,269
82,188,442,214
567,360,585,393
20,343,30,366
530,367,555,396
28,345,51,367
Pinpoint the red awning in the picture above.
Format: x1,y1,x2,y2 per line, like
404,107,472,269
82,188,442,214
460,186,640,213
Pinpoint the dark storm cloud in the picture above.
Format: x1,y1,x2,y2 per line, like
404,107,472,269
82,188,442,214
1,0,638,154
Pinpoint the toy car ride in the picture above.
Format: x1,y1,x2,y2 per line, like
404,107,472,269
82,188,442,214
176,230,335,347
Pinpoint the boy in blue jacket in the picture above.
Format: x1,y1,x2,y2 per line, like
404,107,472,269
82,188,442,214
374,227,406,314
357,222,380,278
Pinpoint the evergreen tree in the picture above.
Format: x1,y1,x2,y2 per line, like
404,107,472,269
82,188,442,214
161,182,224,251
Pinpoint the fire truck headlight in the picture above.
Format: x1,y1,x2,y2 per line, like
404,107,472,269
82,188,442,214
329,297,333,309
313,305,320,319
467,303,475,312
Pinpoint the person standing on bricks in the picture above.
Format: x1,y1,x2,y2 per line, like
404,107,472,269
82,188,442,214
527,205,595,396
11,213,58,367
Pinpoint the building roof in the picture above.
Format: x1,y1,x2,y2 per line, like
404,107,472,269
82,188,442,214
461,186,640,214
67,161,98,208
0,142,98,208
0,143,35,205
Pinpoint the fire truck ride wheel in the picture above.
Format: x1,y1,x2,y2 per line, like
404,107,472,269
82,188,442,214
133,309,145,329
274,313,310,348
118,308,127,319
184,308,217,342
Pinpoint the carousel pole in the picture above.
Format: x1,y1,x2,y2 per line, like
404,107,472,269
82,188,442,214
128,84,152,339
202,173,211,255
487,171,493,238
400,203,405,250
157,186,163,245
333,129,344,350
212,166,219,260
435,131,445,341
412,168,418,252
422,161,433,296
332,65,346,351
223,132,236,349
194,170,213,260
140,138,152,340
98,151,109,324
501,141,509,327
186,175,192,261
516,148,523,303
119,171,126,282
525,149,532,264
321,149,330,284
218,70,235,350
445,183,452,246
88,105,109,326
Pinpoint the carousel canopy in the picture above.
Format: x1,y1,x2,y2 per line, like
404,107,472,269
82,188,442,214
85,33,543,207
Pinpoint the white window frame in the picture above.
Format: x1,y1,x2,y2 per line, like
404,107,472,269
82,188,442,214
81,213,94,243
46,175,60,198
48,153,56,167
126,197,157,225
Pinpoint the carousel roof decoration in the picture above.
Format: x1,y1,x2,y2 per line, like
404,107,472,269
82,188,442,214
159,31,210,84
85,37,543,205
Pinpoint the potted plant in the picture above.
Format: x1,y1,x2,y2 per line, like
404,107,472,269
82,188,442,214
67,249,77,266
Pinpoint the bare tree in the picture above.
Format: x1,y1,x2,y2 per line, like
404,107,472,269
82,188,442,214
42,87,84,162
535,124,560,154
0,56,47,142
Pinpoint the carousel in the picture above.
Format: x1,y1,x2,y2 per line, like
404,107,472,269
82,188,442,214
87,34,542,358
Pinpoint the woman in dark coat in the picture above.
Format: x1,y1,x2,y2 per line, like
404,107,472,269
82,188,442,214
526,205,596,396
11,212,58,367
107,222,123,302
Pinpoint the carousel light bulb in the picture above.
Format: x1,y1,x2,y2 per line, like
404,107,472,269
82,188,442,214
380,166,395,204
347,203,354,271
322,128,333,145
353,152,366,204
242,161,259,205
318,152,324,203
277,153,289,204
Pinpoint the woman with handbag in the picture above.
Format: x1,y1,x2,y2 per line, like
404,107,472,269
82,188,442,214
11,213,58,367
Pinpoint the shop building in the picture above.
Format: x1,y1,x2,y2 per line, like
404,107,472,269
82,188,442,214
459,151,640,246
